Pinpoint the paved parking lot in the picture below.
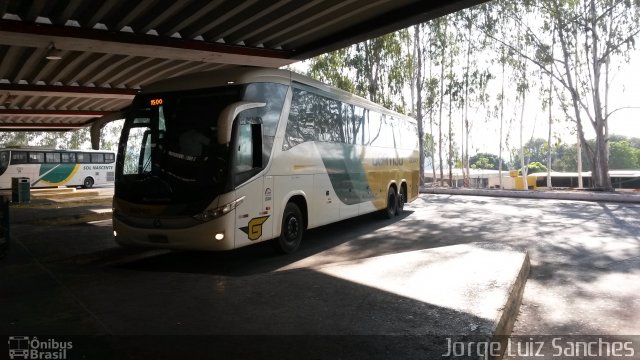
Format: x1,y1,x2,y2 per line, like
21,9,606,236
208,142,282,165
2,193,639,358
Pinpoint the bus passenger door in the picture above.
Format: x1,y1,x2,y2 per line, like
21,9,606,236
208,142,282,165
231,114,272,248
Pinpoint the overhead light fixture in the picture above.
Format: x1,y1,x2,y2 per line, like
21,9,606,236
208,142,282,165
45,43,63,61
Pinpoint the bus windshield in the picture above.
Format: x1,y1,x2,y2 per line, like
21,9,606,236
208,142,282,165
116,86,244,207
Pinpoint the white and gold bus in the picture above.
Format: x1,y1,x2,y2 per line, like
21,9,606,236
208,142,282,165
0,147,115,189
113,68,419,253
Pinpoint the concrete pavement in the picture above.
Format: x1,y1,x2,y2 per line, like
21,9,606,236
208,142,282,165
2,191,639,359
2,218,529,359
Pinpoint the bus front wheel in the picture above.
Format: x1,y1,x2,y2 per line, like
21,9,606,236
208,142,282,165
384,186,397,219
274,202,303,254
83,177,94,189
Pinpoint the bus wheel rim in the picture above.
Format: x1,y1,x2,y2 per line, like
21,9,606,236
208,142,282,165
285,216,299,242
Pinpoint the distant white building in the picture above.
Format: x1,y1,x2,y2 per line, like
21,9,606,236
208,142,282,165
425,168,640,189
424,168,514,188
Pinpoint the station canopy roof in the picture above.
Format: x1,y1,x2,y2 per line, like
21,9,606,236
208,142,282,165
0,0,485,131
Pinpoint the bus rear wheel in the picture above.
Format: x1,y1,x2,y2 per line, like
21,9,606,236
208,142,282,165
383,186,397,219
83,177,94,189
274,202,303,254
396,184,406,215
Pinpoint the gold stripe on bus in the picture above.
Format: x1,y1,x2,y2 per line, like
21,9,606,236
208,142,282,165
361,149,420,210
292,164,314,170
40,164,81,186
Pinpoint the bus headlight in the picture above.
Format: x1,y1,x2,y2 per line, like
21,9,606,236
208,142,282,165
193,196,245,222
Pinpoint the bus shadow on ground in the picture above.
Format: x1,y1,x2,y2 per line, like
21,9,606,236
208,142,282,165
115,211,415,277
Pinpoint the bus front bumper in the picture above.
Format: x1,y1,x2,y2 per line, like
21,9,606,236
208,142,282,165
113,215,235,251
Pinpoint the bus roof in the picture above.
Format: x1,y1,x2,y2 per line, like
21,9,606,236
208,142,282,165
141,67,415,124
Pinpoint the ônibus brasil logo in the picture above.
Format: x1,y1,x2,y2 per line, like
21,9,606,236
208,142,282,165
8,336,72,360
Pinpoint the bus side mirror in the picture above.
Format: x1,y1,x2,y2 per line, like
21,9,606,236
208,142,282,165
218,101,266,145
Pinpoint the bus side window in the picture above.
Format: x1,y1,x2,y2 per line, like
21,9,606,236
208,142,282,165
11,152,27,164
0,152,8,168
77,153,88,163
284,88,315,150
61,153,76,163
234,111,263,185
122,125,150,175
341,103,354,144
236,124,253,173
364,111,383,146
139,131,152,173
91,153,105,163
28,152,44,163
46,152,61,163
353,106,366,145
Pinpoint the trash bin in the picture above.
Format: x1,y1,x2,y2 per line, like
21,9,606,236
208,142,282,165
11,177,30,203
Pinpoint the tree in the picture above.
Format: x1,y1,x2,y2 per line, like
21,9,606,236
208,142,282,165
100,120,125,151
433,17,450,186
512,138,549,166
526,161,548,174
472,156,494,170
425,23,440,185
445,27,461,186
470,152,504,170
553,143,578,171
609,140,640,169
0,129,93,149
309,49,356,95
487,0,640,190
424,133,436,173
413,24,426,185
456,5,493,187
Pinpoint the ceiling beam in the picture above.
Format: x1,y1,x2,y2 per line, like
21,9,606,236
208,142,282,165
0,109,111,117
0,83,137,99
0,19,295,68
293,0,489,59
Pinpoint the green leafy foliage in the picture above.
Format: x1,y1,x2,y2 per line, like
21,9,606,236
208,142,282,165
0,121,123,151
526,161,548,174
609,140,640,169
469,152,504,170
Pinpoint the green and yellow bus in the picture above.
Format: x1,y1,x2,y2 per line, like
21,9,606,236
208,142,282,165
0,147,115,189
113,68,419,253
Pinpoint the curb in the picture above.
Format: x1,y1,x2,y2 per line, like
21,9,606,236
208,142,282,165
420,187,640,203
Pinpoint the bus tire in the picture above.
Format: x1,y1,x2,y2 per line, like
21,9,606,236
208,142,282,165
396,183,406,215
274,202,304,254
383,186,397,219
83,177,94,189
